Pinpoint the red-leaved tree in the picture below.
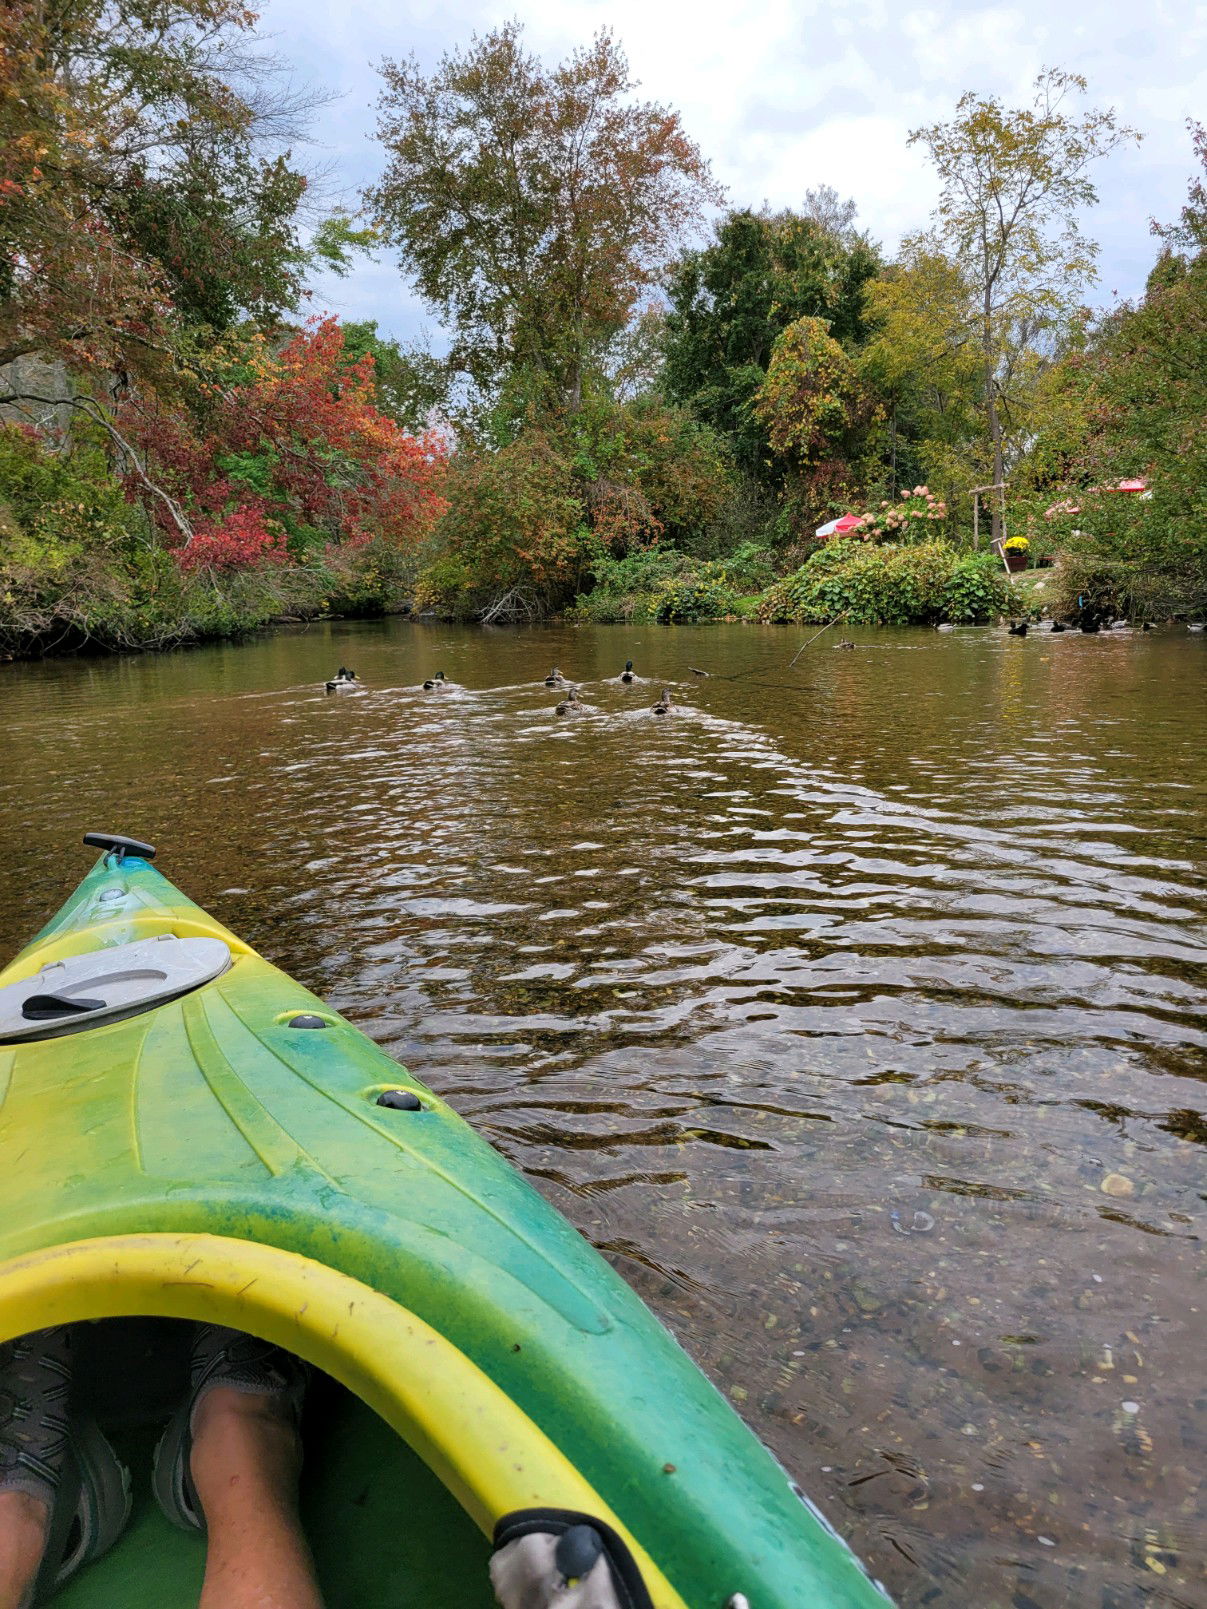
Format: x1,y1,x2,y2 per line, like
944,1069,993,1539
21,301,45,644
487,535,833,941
121,318,447,570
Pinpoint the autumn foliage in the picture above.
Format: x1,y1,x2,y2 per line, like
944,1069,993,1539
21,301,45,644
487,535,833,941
120,319,447,571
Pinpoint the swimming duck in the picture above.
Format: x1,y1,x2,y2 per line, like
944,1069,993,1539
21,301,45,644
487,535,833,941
834,638,855,650
651,688,674,715
1189,622,1205,633
555,687,589,717
422,670,458,691
1007,621,1028,637
688,666,710,677
325,666,359,693
1050,621,1068,633
936,623,955,633
616,659,640,684
544,667,569,688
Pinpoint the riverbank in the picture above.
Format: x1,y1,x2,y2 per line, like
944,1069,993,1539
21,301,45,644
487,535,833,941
0,538,421,661
0,539,1013,661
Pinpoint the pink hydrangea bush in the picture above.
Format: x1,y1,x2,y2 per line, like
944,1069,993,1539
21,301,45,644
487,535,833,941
851,485,948,542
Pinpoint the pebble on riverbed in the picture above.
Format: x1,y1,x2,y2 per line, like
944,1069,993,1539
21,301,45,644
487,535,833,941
1100,1173,1135,1198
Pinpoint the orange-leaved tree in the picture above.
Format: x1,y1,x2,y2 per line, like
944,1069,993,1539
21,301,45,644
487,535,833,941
120,318,448,571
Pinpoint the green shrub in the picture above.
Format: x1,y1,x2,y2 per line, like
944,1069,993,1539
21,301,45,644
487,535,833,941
571,546,742,623
943,551,1014,622
757,539,1011,625
651,563,741,623
420,432,588,618
1041,490,1207,620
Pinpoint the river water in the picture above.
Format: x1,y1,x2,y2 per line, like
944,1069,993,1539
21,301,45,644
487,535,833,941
1,619,1204,1608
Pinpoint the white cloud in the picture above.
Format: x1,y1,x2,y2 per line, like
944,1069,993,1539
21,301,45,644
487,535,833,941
265,0,1207,342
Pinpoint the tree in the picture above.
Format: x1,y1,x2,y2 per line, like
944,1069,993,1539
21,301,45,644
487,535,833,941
0,0,321,383
368,25,721,415
753,316,879,529
118,318,448,568
338,322,450,431
1034,127,1207,616
802,184,860,243
909,69,1138,541
857,249,984,516
756,318,871,462
661,207,880,478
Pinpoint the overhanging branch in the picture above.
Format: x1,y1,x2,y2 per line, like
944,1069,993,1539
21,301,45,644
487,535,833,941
0,390,195,544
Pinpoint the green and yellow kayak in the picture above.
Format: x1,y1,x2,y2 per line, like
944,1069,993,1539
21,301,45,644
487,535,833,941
0,836,889,1609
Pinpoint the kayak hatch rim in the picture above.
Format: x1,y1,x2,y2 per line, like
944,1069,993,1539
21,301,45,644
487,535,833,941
0,1232,688,1609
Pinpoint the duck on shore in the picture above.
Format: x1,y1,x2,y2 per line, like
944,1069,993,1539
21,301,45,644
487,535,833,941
325,666,359,692
422,670,459,691
651,688,674,715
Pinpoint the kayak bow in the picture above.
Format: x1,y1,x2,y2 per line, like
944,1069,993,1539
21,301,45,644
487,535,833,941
0,837,890,1609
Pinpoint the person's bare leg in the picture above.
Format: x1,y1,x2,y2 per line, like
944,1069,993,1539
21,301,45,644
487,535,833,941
191,1387,323,1609
0,1491,47,1609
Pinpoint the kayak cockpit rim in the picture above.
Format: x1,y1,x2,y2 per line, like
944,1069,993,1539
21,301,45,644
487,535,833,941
0,1232,687,1609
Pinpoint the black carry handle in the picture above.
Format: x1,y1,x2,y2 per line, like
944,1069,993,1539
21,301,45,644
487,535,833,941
83,832,157,862
22,992,106,1021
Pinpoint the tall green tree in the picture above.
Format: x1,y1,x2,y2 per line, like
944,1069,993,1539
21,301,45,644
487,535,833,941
1034,124,1207,615
338,322,450,432
909,69,1138,541
368,25,721,417
661,207,880,477
857,249,984,518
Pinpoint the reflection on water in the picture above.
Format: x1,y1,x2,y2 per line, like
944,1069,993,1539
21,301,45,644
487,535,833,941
2,619,1205,1608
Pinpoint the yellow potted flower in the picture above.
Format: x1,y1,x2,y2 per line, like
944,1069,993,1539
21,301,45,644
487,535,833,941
1003,535,1030,573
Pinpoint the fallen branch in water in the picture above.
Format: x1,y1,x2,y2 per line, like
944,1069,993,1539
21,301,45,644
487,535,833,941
787,611,848,668
673,609,852,685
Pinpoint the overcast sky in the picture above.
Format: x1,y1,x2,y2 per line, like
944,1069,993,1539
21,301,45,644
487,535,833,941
265,0,1206,348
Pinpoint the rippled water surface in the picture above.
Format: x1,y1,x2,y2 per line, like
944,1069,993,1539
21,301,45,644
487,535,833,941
2,620,1205,1608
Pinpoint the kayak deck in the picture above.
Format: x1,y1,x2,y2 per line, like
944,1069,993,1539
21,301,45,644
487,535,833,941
0,847,891,1609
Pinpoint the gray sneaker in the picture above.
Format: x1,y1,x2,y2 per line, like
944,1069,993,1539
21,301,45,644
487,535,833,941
152,1324,308,1532
0,1326,131,1605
